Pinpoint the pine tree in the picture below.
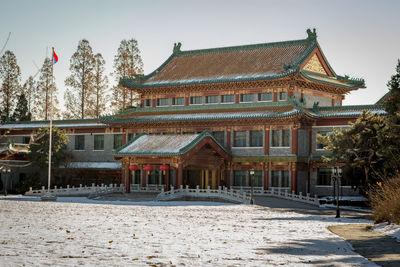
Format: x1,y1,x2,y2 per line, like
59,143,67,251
12,93,31,121
21,76,36,118
64,39,95,119
0,50,21,122
93,53,109,117
384,59,400,117
36,58,60,120
112,39,143,112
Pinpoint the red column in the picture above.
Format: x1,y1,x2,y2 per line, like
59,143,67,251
291,170,298,193
263,168,269,191
264,129,270,155
152,99,156,107
140,99,144,107
292,128,298,155
227,131,231,149
121,162,125,187
126,168,131,193
166,170,170,191
273,92,278,102
235,94,239,104
185,97,189,106
225,170,231,188
177,164,183,187
122,133,126,145
141,169,146,187
331,98,335,107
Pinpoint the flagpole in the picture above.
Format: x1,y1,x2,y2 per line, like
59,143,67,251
47,48,54,194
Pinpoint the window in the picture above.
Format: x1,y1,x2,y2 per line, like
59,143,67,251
317,168,332,185
205,96,218,104
270,171,290,187
23,136,30,144
212,131,225,146
172,97,184,106
144,99,151,107
258,93,273,102
317,131,332,149
156,98,169,106
252,171,263,187
278,92,287,101
93,135,104,150
233,171,247,186
240,94,253,103
128,133,135,142
221,94,234,103
190,96,202,105
74,135,85,150
250,131,263,147
282,130,290,147
233,131,246,147
271,130,290,147
113,134,123,150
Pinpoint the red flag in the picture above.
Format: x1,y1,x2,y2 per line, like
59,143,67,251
53,50,58,64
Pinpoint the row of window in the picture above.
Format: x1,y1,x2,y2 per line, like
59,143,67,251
144,92,288,107
231,170,290,187
74,134,123,151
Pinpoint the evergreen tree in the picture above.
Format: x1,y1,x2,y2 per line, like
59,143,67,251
12,93,31,121
112,39,143,112
64,39,95,119
93,53,109,117
36,58,60,120
0,50,21,122
21,76,36,117
384,59,400,117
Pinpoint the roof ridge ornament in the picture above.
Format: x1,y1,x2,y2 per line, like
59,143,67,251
306,28,317,41
173,42,182,54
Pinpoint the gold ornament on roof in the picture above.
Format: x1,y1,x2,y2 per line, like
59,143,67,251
303,54,327,75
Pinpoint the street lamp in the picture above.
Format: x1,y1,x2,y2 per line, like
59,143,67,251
249,169,255,205
331,166,343,218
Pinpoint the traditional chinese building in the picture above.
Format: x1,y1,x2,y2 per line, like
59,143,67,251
0,29,386,196
105,29,378,195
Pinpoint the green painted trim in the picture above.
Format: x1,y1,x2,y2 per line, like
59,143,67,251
1,118,102,125
232,155,308,162
107,100,294,119
300,70,365,88
312,104,384,112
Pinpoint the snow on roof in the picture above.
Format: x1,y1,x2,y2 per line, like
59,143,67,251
132,109,299,122
0,123,107,130
63,162,122,169
119,134,199,154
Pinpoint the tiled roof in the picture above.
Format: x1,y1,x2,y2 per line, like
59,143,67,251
0,143,30,154
120,29,364,89
116,131,229,156
376,91,391,104
310,104,386,118
0,121,107,130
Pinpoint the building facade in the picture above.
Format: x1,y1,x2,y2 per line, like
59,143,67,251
0,29,386,196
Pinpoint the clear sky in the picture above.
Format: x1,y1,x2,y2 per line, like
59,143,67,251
1,0,399,109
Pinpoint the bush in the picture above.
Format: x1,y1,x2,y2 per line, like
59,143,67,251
369,176,400,224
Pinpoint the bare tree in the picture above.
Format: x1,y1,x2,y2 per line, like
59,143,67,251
64,39,95,119
93,53,109,117
0,50,21,122
112,39,143,112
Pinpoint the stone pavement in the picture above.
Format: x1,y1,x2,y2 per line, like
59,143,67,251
255,196,400,267
329,224,400,267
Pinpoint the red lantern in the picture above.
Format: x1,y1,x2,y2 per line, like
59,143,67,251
129,164,139,174
144,165,154,175
159,164,170,175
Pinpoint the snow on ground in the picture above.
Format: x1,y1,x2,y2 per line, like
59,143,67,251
372,222,400,243
0,196,376,266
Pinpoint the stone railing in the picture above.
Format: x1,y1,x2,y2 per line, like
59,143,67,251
263,188,320,206
130,184,165,192
25,183,124,197
156,185,251,204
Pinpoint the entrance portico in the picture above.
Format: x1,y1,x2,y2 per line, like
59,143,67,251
115,131,231,193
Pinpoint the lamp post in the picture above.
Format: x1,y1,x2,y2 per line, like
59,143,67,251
249,169,255,205
331,166,342,218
